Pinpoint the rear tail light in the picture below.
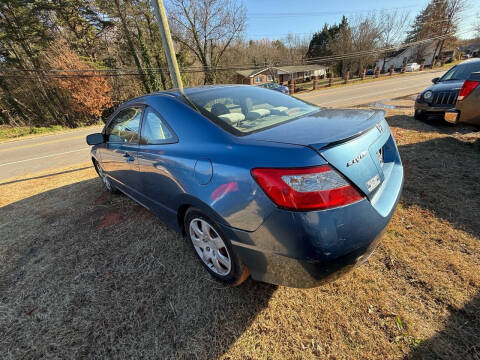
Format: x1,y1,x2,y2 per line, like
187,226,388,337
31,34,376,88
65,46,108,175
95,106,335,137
251,165,363,211
458,80,479,101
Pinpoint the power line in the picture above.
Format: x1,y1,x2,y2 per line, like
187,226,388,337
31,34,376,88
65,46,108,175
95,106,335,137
246,8,473,39
303,27,475,63
247,5,420,18
262,11,472,41
0,27,475,80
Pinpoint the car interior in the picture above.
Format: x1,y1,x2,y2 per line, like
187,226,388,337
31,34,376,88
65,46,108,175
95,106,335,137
189,87,318,134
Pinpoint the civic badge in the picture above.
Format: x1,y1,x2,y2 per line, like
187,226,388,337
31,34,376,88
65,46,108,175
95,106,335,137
347,151,367,167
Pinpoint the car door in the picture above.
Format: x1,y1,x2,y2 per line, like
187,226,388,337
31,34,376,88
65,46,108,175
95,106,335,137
135,106,181,222
101,106,143,196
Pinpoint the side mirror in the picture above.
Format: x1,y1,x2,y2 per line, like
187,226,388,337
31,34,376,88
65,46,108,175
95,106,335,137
86,133,105,145
432,77,440,84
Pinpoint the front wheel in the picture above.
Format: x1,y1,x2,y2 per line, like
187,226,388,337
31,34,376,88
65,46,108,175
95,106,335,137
93,160,119,194
414,110,428,121
184,208,249,286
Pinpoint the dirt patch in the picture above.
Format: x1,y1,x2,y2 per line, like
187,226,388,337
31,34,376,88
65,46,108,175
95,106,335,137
0,113,479,359
96,211,126,229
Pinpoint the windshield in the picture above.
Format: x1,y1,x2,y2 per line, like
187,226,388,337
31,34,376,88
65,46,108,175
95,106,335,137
440,61,480,81
187,86,319,135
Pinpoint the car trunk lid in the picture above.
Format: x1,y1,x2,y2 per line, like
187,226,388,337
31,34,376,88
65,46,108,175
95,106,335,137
245,108,382,149
245,108,391,199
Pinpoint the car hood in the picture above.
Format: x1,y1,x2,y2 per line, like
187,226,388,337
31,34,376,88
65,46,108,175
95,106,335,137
425,80,464,92
244,108,385,149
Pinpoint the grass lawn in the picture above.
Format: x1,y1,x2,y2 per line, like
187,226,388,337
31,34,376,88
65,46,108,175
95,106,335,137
0,125,65,142
0,103,479,359
0,123,104,143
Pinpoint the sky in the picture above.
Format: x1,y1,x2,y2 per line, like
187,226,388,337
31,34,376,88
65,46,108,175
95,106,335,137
244,0,480,41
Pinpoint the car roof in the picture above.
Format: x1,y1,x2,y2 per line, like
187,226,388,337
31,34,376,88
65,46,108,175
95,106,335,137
460,58,480,64
118,85,251,108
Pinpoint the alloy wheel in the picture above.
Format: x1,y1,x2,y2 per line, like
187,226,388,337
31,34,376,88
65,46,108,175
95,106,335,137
189,218,232,276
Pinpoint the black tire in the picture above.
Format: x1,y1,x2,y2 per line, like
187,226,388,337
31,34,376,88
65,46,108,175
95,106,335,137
414,110,428,121
93,159,119,194
184,208,249,286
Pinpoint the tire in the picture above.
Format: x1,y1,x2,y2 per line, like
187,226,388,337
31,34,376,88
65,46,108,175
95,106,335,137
414,110,428,121
93,159,119,194
184,208,249,286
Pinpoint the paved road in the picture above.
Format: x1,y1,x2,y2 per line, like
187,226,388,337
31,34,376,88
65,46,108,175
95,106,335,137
296,69,444,107
0,69,445,182
0,126,102,181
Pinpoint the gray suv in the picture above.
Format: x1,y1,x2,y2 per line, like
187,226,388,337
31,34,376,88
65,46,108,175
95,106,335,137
415,59,480,121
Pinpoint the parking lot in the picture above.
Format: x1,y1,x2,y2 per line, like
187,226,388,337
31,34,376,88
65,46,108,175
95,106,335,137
1,97,479,359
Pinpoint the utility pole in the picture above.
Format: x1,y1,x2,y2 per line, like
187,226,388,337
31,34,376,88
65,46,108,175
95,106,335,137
150,0,184,93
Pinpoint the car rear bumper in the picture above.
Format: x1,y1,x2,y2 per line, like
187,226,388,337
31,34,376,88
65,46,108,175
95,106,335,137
456,100,480,126
220,165,403,288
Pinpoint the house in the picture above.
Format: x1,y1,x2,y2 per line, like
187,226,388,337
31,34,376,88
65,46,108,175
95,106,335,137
375,42,437,71
235,68,276,85
274,65,327,84
235,65,328,85
459,41,480,57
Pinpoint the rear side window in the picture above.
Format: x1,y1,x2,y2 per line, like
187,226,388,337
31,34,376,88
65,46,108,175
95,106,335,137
440,61,480,81
106,107,142,143
140,107,177,145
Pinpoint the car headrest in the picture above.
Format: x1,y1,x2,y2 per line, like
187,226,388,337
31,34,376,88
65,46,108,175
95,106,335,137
218,113,246,124
211,103,230,116
246,108,271,121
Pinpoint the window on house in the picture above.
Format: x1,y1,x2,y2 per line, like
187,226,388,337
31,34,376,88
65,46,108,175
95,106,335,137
254,76,262,83
267,75,273,82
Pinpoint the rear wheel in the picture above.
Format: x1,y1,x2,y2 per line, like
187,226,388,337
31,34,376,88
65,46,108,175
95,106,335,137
184,208,249,285
93,160,119,194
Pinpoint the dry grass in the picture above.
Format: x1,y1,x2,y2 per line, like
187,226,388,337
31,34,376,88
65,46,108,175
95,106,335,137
1,103,479,359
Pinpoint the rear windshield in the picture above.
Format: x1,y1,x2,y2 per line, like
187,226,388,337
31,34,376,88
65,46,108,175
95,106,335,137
440,61,480,81
187,86,319,135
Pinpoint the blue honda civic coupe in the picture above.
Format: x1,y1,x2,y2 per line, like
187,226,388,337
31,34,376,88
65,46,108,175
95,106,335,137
86,85,403,288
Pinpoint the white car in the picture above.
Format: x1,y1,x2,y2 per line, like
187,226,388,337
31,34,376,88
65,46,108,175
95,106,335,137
406,63,421,72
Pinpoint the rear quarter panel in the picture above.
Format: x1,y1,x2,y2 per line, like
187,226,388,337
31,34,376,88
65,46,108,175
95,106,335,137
457,83,480,125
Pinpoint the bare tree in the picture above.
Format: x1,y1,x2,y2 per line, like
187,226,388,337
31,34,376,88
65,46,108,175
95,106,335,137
167,0,246,84
282,33,310,64
351,15,381,74
476,13,480,38
429,0,465,65
377,10,410,72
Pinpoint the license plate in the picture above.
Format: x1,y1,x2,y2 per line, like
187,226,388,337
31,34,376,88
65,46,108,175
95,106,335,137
444,111,459,124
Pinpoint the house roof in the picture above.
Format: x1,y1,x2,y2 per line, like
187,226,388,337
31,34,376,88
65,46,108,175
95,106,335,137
274,64,327,73
384,48,407,59
235,68,270,78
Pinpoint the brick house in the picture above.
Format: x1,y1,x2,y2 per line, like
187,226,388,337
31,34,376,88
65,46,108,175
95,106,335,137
235,68,276,85
274,65,327,84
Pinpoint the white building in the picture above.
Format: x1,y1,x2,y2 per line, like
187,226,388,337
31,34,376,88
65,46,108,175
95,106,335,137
375,42,437,71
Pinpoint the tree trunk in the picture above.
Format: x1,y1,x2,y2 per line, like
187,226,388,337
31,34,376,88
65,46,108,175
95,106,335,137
144,12,167,89
114,0,150,93
431,40,441,67
0,78,29,125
